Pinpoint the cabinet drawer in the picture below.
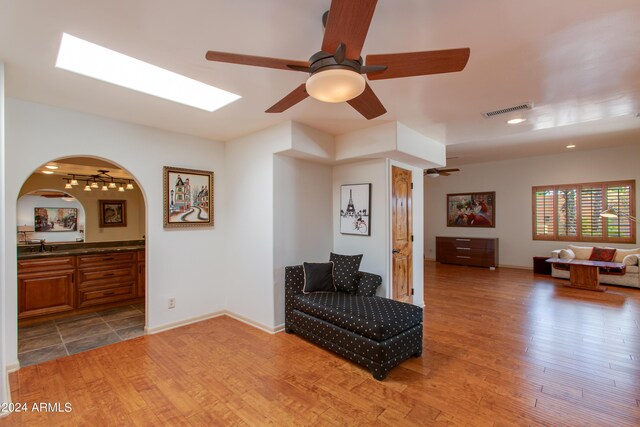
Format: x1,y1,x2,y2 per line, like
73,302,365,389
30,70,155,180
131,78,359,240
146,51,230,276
77,252,136,267
78,285,135,307
18,256,76,273
78,264,136,284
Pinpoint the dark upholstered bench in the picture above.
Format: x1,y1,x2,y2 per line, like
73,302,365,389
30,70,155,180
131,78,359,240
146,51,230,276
285,265,423,380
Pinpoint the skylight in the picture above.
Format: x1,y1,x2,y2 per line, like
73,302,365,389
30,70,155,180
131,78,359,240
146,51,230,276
56,33,240,112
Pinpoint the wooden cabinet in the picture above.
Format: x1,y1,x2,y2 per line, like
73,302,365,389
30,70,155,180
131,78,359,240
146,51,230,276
137,250,145,298
18,257,76,319
18,249,145,319
436,237,499,268
77,252,137,308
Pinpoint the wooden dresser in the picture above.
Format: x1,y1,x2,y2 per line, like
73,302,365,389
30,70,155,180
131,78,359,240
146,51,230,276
436,236,499,268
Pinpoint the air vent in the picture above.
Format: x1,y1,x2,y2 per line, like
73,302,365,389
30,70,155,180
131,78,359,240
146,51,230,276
483,102,533,118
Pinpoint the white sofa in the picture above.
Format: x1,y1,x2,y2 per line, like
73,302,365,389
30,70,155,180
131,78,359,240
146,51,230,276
550,245,640,289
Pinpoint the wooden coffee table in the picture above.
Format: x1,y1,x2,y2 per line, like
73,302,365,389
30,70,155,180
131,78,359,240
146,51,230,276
546,258,625,292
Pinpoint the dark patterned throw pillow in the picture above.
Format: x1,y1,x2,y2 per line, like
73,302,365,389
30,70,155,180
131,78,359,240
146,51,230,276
329,252,363,294
589,247,617,262
303,262,336,294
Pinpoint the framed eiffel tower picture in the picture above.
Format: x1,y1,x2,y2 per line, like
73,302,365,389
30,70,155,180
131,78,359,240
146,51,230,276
340,183,371,236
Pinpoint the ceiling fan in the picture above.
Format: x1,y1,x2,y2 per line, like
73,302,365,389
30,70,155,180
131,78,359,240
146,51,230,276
424,168,460,177
205,0,470,120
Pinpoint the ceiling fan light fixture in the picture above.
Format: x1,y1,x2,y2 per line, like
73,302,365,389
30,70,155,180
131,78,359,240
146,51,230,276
426,172,440,178
306,69,366,103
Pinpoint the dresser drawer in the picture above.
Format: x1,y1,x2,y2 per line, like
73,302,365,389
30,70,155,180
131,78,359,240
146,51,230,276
436,236,499,268
77,284,135,307
78,264,136,285
77,252,136,267
18,256,76,274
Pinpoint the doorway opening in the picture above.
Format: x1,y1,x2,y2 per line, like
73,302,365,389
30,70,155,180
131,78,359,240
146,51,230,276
16,156,146,367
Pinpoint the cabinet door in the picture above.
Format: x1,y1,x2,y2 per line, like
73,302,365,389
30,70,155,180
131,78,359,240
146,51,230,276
18,270,75,319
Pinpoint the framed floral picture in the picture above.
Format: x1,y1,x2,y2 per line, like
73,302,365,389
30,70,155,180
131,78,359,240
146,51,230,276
99,200,127,227
446,192,495,227
163,166,214,228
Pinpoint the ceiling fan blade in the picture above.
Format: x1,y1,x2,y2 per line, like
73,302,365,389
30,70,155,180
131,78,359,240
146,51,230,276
205,51,309,72
265,84,309,113
438,168,460,173
322,0,377,60
347,82,386,120
365,48,470,80
439,172,451,176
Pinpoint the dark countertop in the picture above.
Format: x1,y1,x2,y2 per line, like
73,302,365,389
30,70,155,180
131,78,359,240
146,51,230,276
17,240,145,260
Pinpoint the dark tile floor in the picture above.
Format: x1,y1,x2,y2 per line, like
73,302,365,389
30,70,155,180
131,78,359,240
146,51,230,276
18,303,145,367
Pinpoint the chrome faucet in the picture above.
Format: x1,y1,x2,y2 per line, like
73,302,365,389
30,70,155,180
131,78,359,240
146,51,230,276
39,239,46,252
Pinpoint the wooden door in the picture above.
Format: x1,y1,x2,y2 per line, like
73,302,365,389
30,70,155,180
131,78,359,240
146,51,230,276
392,166,413,303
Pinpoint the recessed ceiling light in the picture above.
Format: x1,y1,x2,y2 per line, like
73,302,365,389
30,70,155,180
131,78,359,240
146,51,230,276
507,118,527,124
566,144,576,148
56,33,241,112
45,164,59,170
42,170,54,175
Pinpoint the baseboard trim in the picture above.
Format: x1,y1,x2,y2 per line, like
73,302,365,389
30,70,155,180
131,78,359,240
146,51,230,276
145,310,284,335
6,363,20,373
224,311,284,334
145,310,225,335
499,264,532,270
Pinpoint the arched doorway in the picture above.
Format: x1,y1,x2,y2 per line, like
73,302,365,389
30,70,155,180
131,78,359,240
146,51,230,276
15,156,146,367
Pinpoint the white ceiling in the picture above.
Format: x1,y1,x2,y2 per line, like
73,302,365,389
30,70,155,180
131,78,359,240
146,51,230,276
1,0,639,166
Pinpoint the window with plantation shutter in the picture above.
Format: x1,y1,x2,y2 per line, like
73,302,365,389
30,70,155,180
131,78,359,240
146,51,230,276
606,183,633,240
532,180,635,243
580,186,603,239
557,188,577,238
534,189,554,237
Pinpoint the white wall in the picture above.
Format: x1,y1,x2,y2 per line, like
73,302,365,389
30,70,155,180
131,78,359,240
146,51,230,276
333,159,425,305
224,122,290,330
273,155,333,326
4,98,227,366
0,62,10,416
424,144,640,268
333,159,390,296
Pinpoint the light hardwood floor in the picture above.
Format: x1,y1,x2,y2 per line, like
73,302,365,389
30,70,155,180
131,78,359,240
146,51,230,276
2,261,640,426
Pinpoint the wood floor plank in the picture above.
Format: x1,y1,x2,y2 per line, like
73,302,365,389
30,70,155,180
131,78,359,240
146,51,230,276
3,261,640,426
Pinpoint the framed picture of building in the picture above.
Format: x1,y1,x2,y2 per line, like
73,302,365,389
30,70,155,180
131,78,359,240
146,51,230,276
340,183,371,235
446,191,495,227
99,200,127,227
34,207,78,232
163,166,214,228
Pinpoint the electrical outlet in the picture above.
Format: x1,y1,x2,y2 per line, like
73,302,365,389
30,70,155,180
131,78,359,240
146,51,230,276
168,297,176,309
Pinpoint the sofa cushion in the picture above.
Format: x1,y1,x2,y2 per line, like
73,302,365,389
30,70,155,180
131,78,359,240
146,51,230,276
292,293,422,342
559,249,575,259
623,255,639,266
330,252,363,294
589,247,617,262
614,248,640,263
568,245,594,260
303,262,335,294
625,265,639,273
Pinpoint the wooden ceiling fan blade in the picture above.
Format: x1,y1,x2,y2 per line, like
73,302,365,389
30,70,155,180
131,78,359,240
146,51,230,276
438,168,460,173
365,48,470,80
205,51,309,72
321,0,377,60
265,84,309,113
347,83,386,120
